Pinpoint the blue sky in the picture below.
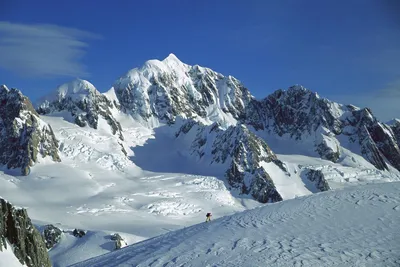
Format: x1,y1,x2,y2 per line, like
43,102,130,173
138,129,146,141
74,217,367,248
0,0,399,120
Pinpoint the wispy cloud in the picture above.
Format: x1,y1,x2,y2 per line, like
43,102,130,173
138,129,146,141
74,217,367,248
329,79,400,122
0,21,101,78
377,79,400,98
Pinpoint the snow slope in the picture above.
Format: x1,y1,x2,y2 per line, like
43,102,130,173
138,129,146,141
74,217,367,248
0,241,26,267
1,107,398,266
0,113,261,266
74,181,400,267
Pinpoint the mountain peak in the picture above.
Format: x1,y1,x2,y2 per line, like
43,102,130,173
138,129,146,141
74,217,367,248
59,78,97,95
287,84,311,94
0,84,9,91
163,53,181,63
39,79,98,104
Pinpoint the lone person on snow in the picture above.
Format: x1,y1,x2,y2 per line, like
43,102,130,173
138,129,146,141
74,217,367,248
206,212,212,222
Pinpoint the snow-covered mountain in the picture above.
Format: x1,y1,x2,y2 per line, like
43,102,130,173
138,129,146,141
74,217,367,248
72,181,400,267
0,85,60,175
36,79,124,141
247,86,400,172
3,54,400,201
112,53,251,127
1,53,400,266
175,121,286,202
109,54,400,200
110,54,400,173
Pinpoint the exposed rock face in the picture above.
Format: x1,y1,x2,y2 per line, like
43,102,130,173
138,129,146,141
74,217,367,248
259,86,342,138
0,198,51,267
176,121,285,203
42,224,62,249
390,119,400,144
303,169,331,192
347,109,400,171
72,229,86,238
36,79,124,140
0,85,60,175
244,85,400,172
111,233,127,250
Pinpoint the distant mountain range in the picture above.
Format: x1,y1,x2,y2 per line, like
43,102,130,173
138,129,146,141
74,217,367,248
1,53,399,202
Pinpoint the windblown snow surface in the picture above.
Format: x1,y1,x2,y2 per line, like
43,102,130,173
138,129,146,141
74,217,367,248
74,182,400,267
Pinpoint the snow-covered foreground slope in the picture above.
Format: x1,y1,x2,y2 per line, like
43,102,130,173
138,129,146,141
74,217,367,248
74,182,400,267
0,241,26,267
39,228,140,267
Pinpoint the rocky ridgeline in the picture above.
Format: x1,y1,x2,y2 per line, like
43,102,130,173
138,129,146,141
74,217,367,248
112,54,252,125
390,119,400,144
3,54,399,203
246,86,400,172
0,197,51,267
0,85,60,175
176,121,286,203
112,56,400,175
105,55,400,202
36,79,124,140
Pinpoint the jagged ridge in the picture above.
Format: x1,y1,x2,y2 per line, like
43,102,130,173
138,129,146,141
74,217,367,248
36,79,124,140
5,54,399,203
112,53,252,127
176,121,286,202
0,85,60,175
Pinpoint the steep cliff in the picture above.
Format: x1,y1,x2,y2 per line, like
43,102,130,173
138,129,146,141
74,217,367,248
0,85,60,175
0,198,51,267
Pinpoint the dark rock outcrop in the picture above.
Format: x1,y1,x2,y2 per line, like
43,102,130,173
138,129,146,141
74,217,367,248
42,224,62,249
390,119,400,144
303,169,331,192
0,85,60,175
0,198,51,267
348,109,400,171
111,233,127,250
72,229,86,238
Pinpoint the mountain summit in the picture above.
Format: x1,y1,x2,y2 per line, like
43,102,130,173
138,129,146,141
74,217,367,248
112,54,252,127
36,79,124,140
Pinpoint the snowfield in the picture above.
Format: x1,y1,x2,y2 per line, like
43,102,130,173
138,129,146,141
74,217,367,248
0,108,399,267
0,114,260,266
1,110,399,266
73,182,400,267
1,85,399,266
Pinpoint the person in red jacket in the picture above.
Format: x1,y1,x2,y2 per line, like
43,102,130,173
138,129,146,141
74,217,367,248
205,212,212,222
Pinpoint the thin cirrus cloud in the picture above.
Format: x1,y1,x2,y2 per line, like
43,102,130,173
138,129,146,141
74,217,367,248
0,21,101,78
330,80,400,122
